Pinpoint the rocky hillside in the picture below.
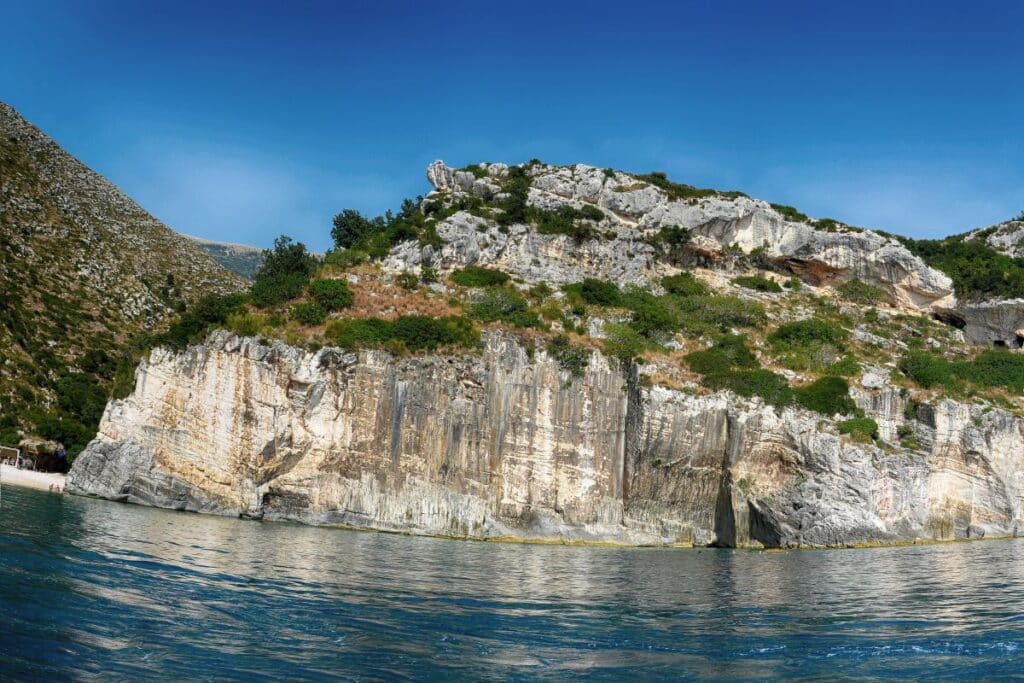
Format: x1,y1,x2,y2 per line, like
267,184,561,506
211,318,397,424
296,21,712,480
67,158,1024,547
188,235,265,280
0,102,247,452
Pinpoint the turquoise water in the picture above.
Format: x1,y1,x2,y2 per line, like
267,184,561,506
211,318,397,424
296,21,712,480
2,486,1023,681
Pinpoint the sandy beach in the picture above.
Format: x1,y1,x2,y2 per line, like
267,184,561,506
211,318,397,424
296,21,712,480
1,464,66,492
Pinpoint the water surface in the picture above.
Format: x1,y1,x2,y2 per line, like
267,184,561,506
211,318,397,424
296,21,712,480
2,486,1023,680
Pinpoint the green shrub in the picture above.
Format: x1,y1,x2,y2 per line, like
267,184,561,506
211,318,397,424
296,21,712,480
837,280,886,305
900,235,1024,300
674,295,767,334
528,282,553,301
308,279,354,311
331,209,381,249
533,206,598,242
252,236,318,306
563,278,622,306
396,272,419,290
421,267,439,284
732,275,783,293
450,265,510,287
793,376,854,415
499,166,530,225
470,287,540,328
770,203,809,223
330,198,433,258
649,225,692,249
900,348,1024,394
837,418,879,443
704,368,793,405
633,171,747,200
547,335,590,377
326,318,395,348
661,272,708,296
768,319,848,350
684,337,793,404
290,303,327,326
391,315,478,351
0,428,19,448
322,248,365,272
325,315,478,352
684,334,758,375
226,312,262,336
827,356,862,377
898,351,956,390
153,293,250,350
601,323,646,361
622,289,678,339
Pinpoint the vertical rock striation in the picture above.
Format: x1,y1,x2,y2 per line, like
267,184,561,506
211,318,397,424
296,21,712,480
68,331,1024,547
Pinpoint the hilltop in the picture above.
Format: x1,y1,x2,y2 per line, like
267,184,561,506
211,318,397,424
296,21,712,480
67,158,1024,546
0,103,247,452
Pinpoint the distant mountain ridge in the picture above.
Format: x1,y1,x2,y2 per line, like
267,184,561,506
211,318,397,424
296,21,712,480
187,235,265,280
0,102,247,452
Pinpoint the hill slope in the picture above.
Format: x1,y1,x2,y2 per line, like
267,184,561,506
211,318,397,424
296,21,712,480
0,102,246,452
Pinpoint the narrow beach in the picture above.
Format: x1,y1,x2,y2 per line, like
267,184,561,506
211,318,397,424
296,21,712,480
1,464,66,492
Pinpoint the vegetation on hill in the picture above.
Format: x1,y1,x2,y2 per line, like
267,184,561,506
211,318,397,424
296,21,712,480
899,234,1024,300
0,103,246,459
10,137,1024,463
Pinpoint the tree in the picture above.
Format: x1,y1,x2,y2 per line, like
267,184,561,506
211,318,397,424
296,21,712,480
331,210,379,249
252,236,318,306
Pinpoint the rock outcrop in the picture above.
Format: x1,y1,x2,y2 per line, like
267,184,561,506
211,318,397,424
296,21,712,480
971,219,1024,259
935,300,1024,349
386,162,955,310
68,331,1024,547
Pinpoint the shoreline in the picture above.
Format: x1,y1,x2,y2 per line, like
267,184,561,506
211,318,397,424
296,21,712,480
1,464,67,492
64,488,1023,551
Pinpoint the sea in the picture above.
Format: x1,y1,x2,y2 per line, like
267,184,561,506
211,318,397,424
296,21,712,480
2,485,1023,680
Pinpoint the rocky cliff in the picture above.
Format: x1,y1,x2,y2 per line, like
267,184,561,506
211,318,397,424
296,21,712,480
67,330,1024,547
387,161,956,311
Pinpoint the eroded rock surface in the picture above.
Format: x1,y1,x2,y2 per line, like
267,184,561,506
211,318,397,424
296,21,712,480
385,162,955,311
68,331,1024,547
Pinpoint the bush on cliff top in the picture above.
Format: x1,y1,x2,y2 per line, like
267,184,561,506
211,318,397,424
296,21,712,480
325,315,478,353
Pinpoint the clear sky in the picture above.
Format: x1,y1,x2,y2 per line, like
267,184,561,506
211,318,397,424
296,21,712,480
3,1,1022,251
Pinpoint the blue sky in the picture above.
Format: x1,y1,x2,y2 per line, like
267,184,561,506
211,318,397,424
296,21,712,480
3,1,1022,251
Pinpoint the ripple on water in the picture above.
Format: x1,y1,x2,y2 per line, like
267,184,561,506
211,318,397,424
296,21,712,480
2,486,1024,681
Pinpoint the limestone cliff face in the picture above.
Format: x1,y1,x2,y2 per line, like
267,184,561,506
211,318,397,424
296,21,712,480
68,331,1024,547
387,162,955,311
